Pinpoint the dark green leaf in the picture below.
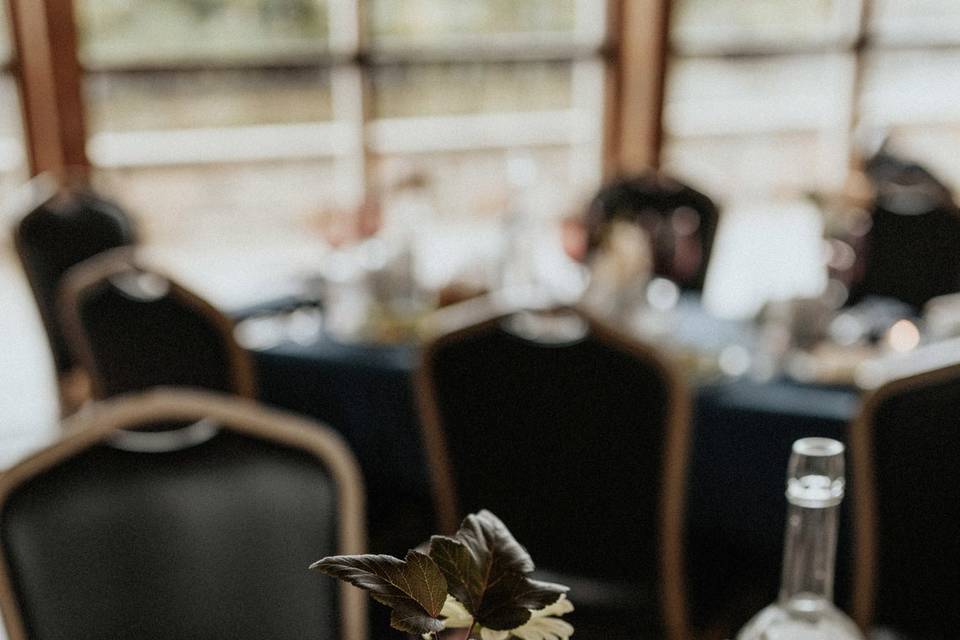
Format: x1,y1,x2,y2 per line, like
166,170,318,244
429,510,568,631
311,550,447,634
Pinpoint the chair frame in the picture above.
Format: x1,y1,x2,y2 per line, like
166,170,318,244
0,388,367,640
849,361,960,632
414,299,692,640
58,248,256,400
9,173,137,415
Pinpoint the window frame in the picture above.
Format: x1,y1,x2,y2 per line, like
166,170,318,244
6,0,670,197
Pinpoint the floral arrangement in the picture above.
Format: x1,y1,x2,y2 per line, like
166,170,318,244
312,510,574,640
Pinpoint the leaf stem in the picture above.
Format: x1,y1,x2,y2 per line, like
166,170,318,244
464,620,478,640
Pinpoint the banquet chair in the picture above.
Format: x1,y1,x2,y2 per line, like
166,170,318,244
416,300,691,640
59,248,256,401
584,171,719,290
847,151,960,310
0,388,366,640
12,174,137,413
849,362,960,639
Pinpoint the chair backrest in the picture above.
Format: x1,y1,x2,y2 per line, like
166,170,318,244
13,178,137,375
0,388,366,640
59,249,256,399
850,363,960,637
848,152,960,310
416,301,691,640
584,171,719,290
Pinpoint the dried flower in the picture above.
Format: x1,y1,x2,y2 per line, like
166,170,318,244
428,594,575,640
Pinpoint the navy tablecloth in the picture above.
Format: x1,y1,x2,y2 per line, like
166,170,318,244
252,334,862,629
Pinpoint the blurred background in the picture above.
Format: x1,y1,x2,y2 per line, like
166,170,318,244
3,2,960,638
6,0,960,454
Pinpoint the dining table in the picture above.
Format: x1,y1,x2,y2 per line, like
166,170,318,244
236,297,863,631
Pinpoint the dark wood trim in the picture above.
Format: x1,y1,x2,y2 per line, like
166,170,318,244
57,247,257,401
603,0,670,178
367,42,606,65
80,43,604,75
414,297,692,640
847,0,873,173
82,56,348,76
601,0,623,180
668,34,960,59
668,37,858,59
43,0,87,169
7,0,63,174
0,388,367,640
7,0,87,174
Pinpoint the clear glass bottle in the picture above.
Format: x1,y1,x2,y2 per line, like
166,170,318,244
737,437,865,640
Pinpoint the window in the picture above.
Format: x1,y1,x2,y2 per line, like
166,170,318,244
69,0,606,245
862,0,960,189
10,2,960,234
663,0,860,203
661,0,960,317
0,3,28,203
663,0,960,204
76,1,339,244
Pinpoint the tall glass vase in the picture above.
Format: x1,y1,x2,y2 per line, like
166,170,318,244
737,438,865,639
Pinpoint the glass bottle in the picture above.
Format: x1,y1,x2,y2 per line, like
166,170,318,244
737,437,865,640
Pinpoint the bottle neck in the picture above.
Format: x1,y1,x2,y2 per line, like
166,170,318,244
778,501,839,605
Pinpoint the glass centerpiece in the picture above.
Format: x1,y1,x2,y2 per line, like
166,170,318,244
737,437,864,640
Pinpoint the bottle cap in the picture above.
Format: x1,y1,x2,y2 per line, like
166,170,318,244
786,437,845,508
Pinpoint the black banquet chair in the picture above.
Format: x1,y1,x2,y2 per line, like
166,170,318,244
59,248,256,401
849,362,960,640
415,298,691,640
0,388,366,640
847,151,960,310
584,171,720,291
12,174,137,412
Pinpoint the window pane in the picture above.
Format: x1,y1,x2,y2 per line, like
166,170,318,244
368,0,580,47
871,0,960,46
372,61,571,118
0,1,10,65
94,160,337,243
374,146,597,292
665,54,854,136
84,65,339,233
662,132,850,202
377,146,595,222
671,0,860,54
77,3,338,244
369,58,604,221
77,0,329,67
861,46,960,195
860,49,960,127
0,74,28,194
86,68,333,133
0,5,27,198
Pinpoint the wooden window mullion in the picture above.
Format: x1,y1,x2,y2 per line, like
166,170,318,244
8,0,87,176
603,0,671,179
